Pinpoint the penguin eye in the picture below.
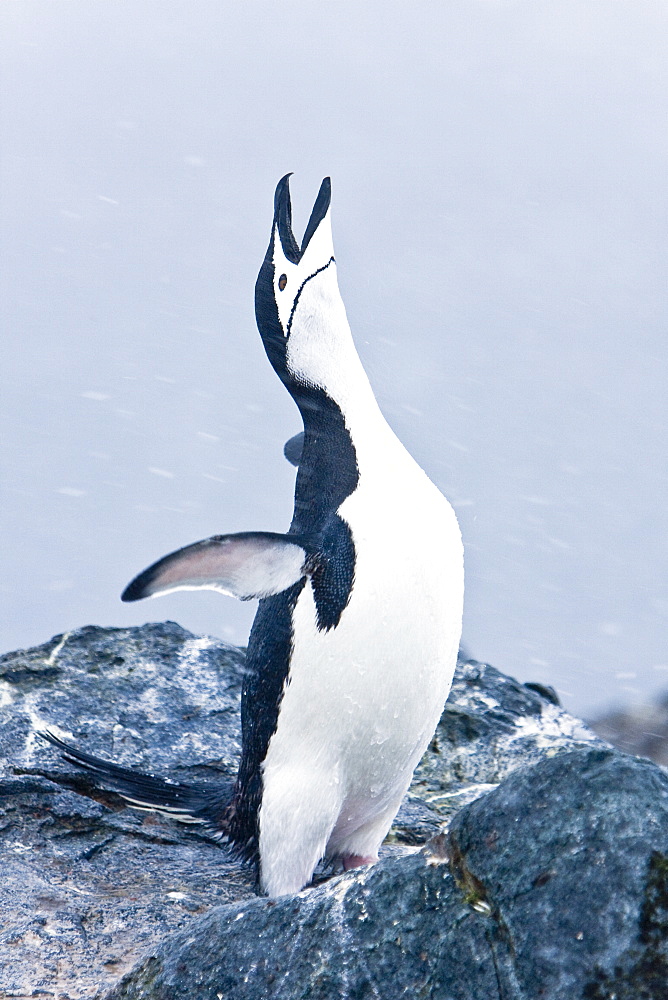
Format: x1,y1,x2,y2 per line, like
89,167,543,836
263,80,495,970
278,274,287,291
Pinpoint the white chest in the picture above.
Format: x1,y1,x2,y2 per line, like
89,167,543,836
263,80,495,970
262,436,464,816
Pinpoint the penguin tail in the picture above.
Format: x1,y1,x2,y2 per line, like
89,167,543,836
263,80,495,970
38,730,234,840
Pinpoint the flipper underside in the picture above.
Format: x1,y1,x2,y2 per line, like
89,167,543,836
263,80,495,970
122,530,313,603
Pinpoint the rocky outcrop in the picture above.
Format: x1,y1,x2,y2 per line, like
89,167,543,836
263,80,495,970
1,624,254,999
1,623,666,999
107,748,668,1000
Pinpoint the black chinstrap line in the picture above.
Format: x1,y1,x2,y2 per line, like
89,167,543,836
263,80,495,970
286,256,335,338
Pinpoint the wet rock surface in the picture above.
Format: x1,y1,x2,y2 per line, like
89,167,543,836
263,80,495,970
1,622,664,998
107,748,668,1000
1,623,255,999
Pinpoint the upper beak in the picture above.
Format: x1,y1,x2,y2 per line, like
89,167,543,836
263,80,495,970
274,175,332,263
274,173,300,264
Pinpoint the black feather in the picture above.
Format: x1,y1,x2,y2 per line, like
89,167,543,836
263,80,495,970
39,731,235,840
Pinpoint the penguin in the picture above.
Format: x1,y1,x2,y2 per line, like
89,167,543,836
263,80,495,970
42,176,464,898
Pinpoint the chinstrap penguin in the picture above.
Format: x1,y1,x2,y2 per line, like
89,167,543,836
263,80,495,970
42,176,464,897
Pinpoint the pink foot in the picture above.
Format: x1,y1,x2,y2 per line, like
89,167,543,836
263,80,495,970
342,854,377,871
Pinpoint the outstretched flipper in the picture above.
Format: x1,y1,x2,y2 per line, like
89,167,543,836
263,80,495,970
39,731,232,836
122,531,313,603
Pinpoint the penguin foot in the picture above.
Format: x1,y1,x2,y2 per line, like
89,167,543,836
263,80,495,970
341,853,377,871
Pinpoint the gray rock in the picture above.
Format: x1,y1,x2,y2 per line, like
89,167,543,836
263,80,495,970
0,621,638,998
0,623,256,999
105,747,668,1000
396,657,597,841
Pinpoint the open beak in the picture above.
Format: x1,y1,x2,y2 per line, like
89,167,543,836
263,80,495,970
274,174,332,264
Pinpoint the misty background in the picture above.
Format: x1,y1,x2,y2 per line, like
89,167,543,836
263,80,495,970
2,1,666,719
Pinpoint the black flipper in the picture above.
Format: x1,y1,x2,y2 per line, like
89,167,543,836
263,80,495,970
121,530,312,603
283,431,304,467
39,731,233,837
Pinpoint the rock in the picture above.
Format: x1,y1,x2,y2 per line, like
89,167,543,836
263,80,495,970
397,657,596,841
0,621,637,998
0,623,256,999
105,747,668,1000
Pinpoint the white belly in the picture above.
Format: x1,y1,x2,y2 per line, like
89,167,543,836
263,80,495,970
259,446,464,894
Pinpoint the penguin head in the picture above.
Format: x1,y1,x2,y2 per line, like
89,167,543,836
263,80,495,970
255,175,357,400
